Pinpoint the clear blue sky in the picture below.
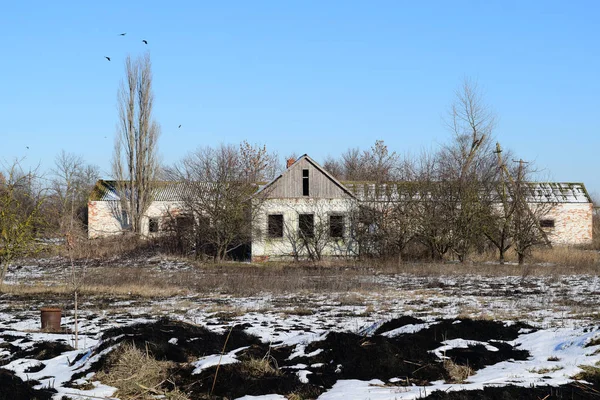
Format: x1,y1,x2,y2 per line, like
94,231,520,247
1,1,598,197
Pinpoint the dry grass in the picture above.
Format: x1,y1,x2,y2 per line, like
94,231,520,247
530,247,599,272
443,359,473,383
96,343,188,400
573,362,600,384
6,244,600,300
1,283,183,297
528,365,564,374
240,356,281,378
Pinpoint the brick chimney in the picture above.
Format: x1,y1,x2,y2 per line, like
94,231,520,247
286,157,296,169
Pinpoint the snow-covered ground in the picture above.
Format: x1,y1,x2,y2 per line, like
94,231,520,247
1,258,599,399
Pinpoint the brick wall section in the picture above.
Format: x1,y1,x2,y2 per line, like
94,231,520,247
88,200,185,239
88,201,125,239
544,203,593,245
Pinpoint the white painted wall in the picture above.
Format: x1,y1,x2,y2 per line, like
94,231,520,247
88,200,186,239
251,198,359,261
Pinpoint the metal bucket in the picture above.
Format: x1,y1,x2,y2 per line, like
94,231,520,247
40,307,62,332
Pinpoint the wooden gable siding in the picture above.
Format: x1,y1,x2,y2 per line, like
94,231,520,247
267,158,349,199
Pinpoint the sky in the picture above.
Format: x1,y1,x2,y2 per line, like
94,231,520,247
0,1,598,197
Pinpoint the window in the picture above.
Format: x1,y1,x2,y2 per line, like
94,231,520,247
176,215,194,232
329,215,344,238
149,218,159,233
302,169,309,196
299,214,314,238
268,214,284,238
540,219,555,228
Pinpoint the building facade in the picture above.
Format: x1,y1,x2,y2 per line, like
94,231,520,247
88,155,594,259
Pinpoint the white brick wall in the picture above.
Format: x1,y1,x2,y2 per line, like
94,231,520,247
88,200,185,239
543,203,593,245
251,198,358,261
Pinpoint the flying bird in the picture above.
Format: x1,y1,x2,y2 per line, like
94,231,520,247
142,39,148,45
105,56,111,61
178,125,181,128
26,146,29,149
119,33,126,36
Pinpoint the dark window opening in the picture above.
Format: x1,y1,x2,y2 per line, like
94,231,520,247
268,214,284,238
329,215,344,238
540,219,555,228
302,169,309,196
149,218,159,233
176,215,194,231
299,214,314,238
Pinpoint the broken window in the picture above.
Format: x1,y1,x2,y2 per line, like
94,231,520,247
540,219,555,228
268,214,284,238
299,213,314,238
148,217,159,233
176,215,194,233
329,215,344,238
302,169,309,196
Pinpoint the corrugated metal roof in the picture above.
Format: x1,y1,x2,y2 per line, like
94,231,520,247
91,179,591,204
90,180,259,201
90,180,208,201
343,182,592,204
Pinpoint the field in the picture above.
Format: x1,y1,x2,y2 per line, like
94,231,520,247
1,254,600,399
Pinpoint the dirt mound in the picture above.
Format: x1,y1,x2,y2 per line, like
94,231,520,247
373,315,425,335
0,368,56,400
416,319,534,344
99,317,260,362
0,340,73,366
426,384,599,399
444,341,530,370
301,331,446,387
67,317,537,399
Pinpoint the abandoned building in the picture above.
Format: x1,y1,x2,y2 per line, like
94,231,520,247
88,155,594,261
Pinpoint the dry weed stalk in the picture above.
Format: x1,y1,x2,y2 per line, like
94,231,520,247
96,343,182,400
443,359,473,383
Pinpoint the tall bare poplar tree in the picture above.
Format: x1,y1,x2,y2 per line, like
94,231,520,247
112,53,161,235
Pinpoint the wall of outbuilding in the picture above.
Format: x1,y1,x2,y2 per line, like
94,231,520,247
87,200,186,239
251,197,358,261
543,203,593,245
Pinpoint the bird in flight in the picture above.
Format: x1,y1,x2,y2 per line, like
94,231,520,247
178,125,182,128
119,33,126,36
105,56,111,61
142,39,148,45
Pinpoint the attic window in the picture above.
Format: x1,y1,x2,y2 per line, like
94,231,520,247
149,218,159,233
540,219,555,228
302,169,309,196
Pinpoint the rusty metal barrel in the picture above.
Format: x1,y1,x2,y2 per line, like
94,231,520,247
40,307,62,332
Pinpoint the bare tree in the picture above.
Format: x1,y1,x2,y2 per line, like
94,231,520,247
363,140,399,183
112,52,161,235
0,160,45,288
168,142,278,261
49,150,100,236
510,160,553,265
322,155,344,180
439,78,498,262
341,147,367,181
239,141,281,183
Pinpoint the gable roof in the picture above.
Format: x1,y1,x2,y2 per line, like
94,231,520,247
253,154,357,199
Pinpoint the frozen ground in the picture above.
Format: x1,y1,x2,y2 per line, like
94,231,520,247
1,257,600,399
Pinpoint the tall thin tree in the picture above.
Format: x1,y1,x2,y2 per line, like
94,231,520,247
112,53,161,235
